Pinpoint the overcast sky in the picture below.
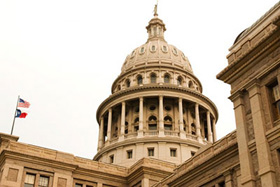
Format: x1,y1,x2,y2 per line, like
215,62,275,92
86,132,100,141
0,0,279,159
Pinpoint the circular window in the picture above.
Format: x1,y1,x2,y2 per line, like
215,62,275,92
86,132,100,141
172,47,178,56
150,45,157,52
164,105,171,111
139,46,145,54
149,105,156,111
130,50,136,58
161,45,168,53
182,53,187,60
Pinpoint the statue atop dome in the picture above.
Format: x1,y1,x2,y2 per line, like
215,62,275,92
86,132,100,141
154,4,158,17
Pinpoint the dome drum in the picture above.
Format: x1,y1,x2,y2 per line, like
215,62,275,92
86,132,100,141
112,66,202,94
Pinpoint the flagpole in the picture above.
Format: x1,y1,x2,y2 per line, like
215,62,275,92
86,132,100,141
11,95,20,135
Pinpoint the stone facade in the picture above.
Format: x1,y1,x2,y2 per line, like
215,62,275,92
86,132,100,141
1,2,280,187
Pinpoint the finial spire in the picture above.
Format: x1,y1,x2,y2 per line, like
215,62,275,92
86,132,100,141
154,1,158,16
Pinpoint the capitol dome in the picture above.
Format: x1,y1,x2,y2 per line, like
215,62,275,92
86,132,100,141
94,8,218,167
121,17,193,73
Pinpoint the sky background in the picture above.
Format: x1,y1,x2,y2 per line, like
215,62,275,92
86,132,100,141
0,0,279,159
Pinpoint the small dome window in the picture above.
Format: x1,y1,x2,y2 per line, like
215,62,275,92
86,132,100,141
139,46,145,54
162,45,168,53
164,105,171,111
182,52,187,60
149,105,156,111
172,47,178,56
177,76,182,86
164,74,170,83
150,45,157,52
150,73,157,83
126,79,131,88
130,50,136,58
137,75,143,85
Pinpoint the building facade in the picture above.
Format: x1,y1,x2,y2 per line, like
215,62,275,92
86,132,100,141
0,2,280,187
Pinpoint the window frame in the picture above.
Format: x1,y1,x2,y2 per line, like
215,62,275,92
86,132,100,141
170,148,177,157
23,168,53,187
147,148,155,157
127,150,133,159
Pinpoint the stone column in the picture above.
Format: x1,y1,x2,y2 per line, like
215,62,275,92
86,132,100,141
248,83,277,187
187,109,192,134
159,95,164,137
98,116,104,151
212,118,217,142
107,108,112,141
195,103,202,142
179,98,186,138
119,102,125,141
230,92,255,187
138,97,144,137
207,111,213,143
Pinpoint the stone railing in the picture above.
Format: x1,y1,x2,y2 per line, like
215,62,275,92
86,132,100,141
164,131,179,136
186,134,198,141
144,130,158,136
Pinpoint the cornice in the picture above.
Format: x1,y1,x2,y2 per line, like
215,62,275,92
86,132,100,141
217,28,280,83
96,84,218,122
1,149,78,172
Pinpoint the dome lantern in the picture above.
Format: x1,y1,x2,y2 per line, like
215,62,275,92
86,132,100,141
146,5,166,41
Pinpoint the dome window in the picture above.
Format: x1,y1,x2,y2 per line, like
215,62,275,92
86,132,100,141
164,105,171,111
150,45,157,52
150,73,157,83
149,105,156,111
148,115,157,130
126,79,131,88
164,74,170,83
130,50,136,58
162,45,168,53
182,52,187,60
137,75,143,85
139,47,145,54
172,47,178,56
177,76,182,86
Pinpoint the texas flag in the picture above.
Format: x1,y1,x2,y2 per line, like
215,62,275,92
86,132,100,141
18,98,30,108
16,109,28,118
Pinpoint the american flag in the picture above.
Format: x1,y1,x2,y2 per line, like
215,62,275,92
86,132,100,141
18,98,30,108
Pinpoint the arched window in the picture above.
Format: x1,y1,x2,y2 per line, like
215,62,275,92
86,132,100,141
189,81,194,88
134,117,139,123
137,75,143,85
148,115,157,130
183,120,187,131
134,117,139,132
177,76,182,86
126,79,130,88
164,116,172,130
191,123,196,135
150,73,157,83
125,121,128,134
164,74,170,83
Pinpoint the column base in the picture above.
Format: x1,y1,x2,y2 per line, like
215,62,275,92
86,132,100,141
137,130,144,138
180,132,186,139
158,130,165,137
118,135,124,141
